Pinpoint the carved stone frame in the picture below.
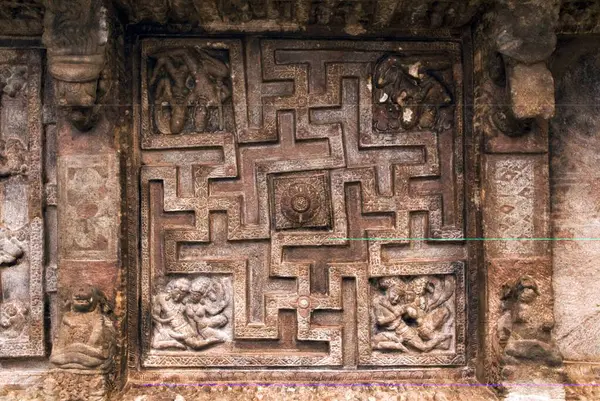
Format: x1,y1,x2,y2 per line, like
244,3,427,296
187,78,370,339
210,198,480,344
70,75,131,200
0,49,44,358
127,31,481,381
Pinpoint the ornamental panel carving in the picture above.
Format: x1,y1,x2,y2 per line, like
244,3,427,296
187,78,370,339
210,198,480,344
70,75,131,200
0,50,44,358
138,38,467,368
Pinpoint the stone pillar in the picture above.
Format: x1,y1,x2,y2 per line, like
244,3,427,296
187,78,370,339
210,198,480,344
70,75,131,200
550,37,600,400
475,3,564,398
42,0,125,399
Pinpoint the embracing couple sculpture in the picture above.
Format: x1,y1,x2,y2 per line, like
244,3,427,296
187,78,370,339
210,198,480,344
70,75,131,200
152,276,231,351
372,275,455,353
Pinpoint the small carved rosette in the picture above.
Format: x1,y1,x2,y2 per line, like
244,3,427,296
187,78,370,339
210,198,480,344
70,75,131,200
151,276,232,352
271,173,332,230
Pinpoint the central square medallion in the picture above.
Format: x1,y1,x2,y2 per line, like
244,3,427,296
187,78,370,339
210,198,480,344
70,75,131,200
270,172,332,230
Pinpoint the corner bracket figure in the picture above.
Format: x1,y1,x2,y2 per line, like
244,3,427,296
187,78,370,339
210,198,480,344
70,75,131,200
42,0,109,131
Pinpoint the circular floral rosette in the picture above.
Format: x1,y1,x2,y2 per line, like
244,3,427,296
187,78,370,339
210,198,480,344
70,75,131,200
280,182,321,226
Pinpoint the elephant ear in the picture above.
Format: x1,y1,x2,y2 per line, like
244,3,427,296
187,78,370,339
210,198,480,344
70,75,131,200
373,55,402,89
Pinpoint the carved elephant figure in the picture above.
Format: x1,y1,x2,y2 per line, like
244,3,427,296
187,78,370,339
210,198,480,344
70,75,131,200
373,55,452,131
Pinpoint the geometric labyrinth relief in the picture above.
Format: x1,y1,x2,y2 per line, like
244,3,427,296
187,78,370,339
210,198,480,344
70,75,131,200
140,38,467,368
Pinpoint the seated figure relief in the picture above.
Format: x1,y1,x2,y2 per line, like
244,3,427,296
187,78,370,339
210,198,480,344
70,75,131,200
152,276,231,351
372,275,455,353
0,299,28,339
0,66,28,178
149,47,232,135
372,54,453,132
50,285,116,371
497,276,562,367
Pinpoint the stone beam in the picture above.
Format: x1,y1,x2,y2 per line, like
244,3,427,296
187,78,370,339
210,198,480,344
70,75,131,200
490,0,561,126
42,0,109,131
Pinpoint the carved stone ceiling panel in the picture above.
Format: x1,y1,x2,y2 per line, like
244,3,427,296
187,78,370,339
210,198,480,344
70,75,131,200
139,38,468,369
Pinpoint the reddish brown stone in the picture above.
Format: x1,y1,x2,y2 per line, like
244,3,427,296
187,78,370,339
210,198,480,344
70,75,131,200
508,63,556,120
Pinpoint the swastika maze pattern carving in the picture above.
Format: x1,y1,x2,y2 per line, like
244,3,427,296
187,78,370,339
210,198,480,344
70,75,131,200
140,38,467,368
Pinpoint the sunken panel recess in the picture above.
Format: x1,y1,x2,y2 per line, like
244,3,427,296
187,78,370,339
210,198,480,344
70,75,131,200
139,38,467,368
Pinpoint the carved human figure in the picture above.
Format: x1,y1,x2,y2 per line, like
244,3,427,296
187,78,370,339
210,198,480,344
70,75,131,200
50,285,116,370
372,277,452,353
497,276,562,366
372,280,414,352
150,54,190,135
151,277,192,349
408,276,454,346
224,0,252,22
184,276,230,344
149,47,231,134
0,66,28,178
0,299,28,339
373,55,452,131
152,277,225,350
314,0,336,25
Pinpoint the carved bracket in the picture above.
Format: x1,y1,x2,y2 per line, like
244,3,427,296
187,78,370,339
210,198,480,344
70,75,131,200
488,0,560,135
42,0,109,131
